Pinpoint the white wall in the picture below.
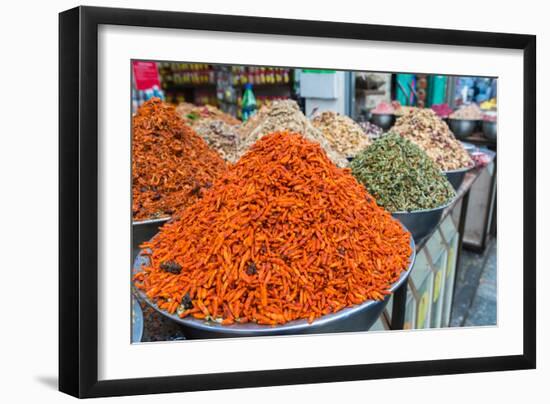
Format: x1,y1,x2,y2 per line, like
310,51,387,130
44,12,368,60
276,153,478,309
301,71,347,115
0,1,547,403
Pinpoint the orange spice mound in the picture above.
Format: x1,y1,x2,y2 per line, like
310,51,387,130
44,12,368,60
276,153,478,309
134,132,412,325
132,98,227,221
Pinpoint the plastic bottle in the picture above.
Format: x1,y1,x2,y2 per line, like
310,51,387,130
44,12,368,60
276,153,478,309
241,83,257,122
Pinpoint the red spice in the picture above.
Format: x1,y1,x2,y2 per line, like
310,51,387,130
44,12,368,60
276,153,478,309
134,132,411,325
132,98,227,220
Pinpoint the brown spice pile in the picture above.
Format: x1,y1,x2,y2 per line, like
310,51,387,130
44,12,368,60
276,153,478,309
238,100,348,167
449,104,483,120
392,108,473,170
176,102,240,126
132,98,227,221
135,131,412,325
311,111,372,158
193,119,240,163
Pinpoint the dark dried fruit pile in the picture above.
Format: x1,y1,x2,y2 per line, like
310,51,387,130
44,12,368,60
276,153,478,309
132,98,227,220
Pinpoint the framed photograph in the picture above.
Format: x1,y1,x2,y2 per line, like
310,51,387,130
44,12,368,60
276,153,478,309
59,5,536,398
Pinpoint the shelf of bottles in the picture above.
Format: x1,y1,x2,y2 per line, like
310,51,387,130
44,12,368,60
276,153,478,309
218,66,294,119
158,63,218,106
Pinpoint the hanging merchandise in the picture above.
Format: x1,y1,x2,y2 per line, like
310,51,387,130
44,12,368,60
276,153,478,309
395,73,415,106
427,75,447,107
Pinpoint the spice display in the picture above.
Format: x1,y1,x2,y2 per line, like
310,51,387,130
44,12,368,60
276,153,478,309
132,98,227,221
392,108,473,171
311,111,372,158
176,102,241,126
431,103,453,118
351,133,455,212
394,105,418,116
358,121,384,139
192,119,240,163
238,100,348,167
471,151,491,168
449,104,483,120
371,101,395,114
482,111,497,122
134,131,412,326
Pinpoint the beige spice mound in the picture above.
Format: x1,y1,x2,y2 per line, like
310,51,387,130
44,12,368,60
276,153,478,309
238,100,348,167
392,108,473,171
311,111,372,158
193,118,240,163
176,102,241,126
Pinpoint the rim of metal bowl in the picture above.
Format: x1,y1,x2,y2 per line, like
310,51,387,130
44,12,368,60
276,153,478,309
132,216,171,226
370,112,394,116
132,228,416,336
391,196,455,215
460,141,476,150
443,163,476,175
132,297,144,343
447,117,480,123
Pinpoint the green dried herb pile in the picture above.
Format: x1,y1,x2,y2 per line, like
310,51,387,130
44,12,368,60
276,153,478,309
350,133,455,212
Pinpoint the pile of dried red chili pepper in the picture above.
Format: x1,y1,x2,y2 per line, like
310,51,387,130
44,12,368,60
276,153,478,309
132,98,227,221
134,131,412,325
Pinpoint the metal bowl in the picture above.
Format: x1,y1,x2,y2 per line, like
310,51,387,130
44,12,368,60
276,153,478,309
482,121,497,141
132,231,415,339
132,217,171,252
370,113,395,131
448,118,477,140
392,199,453,243
444,164,475,191
460,141,477,154
132,297,144,343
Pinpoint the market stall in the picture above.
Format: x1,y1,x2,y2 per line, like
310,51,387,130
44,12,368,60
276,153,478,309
130,61,498,341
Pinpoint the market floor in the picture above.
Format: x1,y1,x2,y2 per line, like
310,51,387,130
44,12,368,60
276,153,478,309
450,238,497,327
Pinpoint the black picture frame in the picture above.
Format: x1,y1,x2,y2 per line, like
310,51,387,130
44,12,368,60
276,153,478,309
59,5,536,398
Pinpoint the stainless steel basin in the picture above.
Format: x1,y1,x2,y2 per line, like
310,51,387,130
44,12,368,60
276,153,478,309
444,164,474,191
448,118,476,140
482,121,497,141
370,113,395,131
132,217,170,252
392,200,453,243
